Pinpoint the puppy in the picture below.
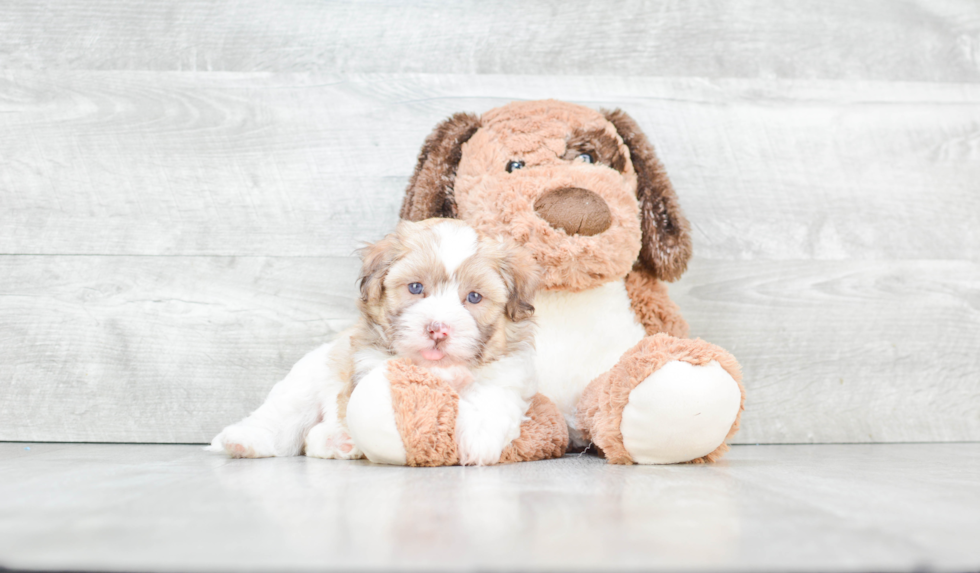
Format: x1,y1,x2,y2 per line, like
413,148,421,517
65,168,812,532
209,219,539,466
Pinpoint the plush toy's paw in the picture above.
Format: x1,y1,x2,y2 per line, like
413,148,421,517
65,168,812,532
208,424,278,459
387,360,461,467
577,333,745,465
498,394,569,464
303,421,363,460
346,362,409,465
347,359,461,467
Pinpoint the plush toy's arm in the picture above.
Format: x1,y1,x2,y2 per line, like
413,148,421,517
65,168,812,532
348,359,567,467
624,266,689,338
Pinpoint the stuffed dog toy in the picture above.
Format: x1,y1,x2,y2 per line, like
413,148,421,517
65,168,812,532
393,100,746,464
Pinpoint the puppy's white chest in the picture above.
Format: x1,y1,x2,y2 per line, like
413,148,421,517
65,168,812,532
533,281,647,430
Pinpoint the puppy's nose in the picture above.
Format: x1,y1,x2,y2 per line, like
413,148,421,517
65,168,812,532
534,187,612,236
426,322,451,342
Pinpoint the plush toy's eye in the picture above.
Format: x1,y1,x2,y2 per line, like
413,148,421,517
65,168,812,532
408,282,424,295
466,292,483,304
506,160,525,173
577,153,594,164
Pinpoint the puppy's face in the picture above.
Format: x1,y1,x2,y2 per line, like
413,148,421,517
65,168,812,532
358,219,537,367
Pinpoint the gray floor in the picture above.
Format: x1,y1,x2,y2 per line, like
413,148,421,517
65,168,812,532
1,443,978,572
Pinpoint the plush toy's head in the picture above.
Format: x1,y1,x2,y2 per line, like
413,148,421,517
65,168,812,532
400,100,691,292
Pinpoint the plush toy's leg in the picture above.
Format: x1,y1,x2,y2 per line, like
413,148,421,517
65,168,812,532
498,394,569,464
577,333,745,465
347,360,569,466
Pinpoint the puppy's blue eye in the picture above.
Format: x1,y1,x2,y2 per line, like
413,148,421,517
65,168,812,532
506,160,525,173
578,153,594,164
408,282,424,295
467,292,482,304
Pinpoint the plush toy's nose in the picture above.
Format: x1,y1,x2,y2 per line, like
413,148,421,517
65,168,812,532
533,187,612,236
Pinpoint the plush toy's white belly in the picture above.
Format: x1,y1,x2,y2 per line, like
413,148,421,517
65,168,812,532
533,281,647,445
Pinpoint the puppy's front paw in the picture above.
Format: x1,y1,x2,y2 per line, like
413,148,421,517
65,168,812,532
210,424,278,459
456,429,506,466
304,422,363,460
455,410,506,466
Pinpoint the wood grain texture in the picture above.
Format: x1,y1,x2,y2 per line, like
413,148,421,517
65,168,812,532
0,255,360,442
674,259,980,444
2,73,978,260
1,255,977,443
2,3,978,445
1,1,979,82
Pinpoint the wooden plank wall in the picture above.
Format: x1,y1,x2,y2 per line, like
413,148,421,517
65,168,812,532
1,1,978,444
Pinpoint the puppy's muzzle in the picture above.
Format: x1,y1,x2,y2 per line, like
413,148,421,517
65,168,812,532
533,187,612,236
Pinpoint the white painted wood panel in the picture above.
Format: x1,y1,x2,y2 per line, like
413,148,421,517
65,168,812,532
2,73,978,260
1,1,978,82
1,255,976,444
2,3,978,445
675,259,980,444
0,255,360,443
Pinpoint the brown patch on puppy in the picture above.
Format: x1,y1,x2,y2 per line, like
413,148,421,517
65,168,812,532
496,241,539,323
401,113,482,221
602,109,692,282
452,236,539,365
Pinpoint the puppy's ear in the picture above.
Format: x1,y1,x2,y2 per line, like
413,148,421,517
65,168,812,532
357,224,408,307
400,112,482,222
498,242,540,322
603,109,692,282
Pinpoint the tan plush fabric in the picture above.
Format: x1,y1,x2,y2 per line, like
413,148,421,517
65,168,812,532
399,100,694,290
388,359,460,467
453,101,643,293
624,266,689,338
498,394,569,464
577,333,745,465
387,360,569,466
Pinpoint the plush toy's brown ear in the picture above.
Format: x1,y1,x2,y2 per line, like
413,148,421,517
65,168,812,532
400,112,482,221
603,109,692,282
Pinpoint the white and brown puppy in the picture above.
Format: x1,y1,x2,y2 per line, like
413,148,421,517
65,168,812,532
208,219,539,466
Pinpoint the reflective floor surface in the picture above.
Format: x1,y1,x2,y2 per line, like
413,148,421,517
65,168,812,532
1,443,978,572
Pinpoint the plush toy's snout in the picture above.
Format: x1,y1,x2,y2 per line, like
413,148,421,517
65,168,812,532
533,187,612,237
